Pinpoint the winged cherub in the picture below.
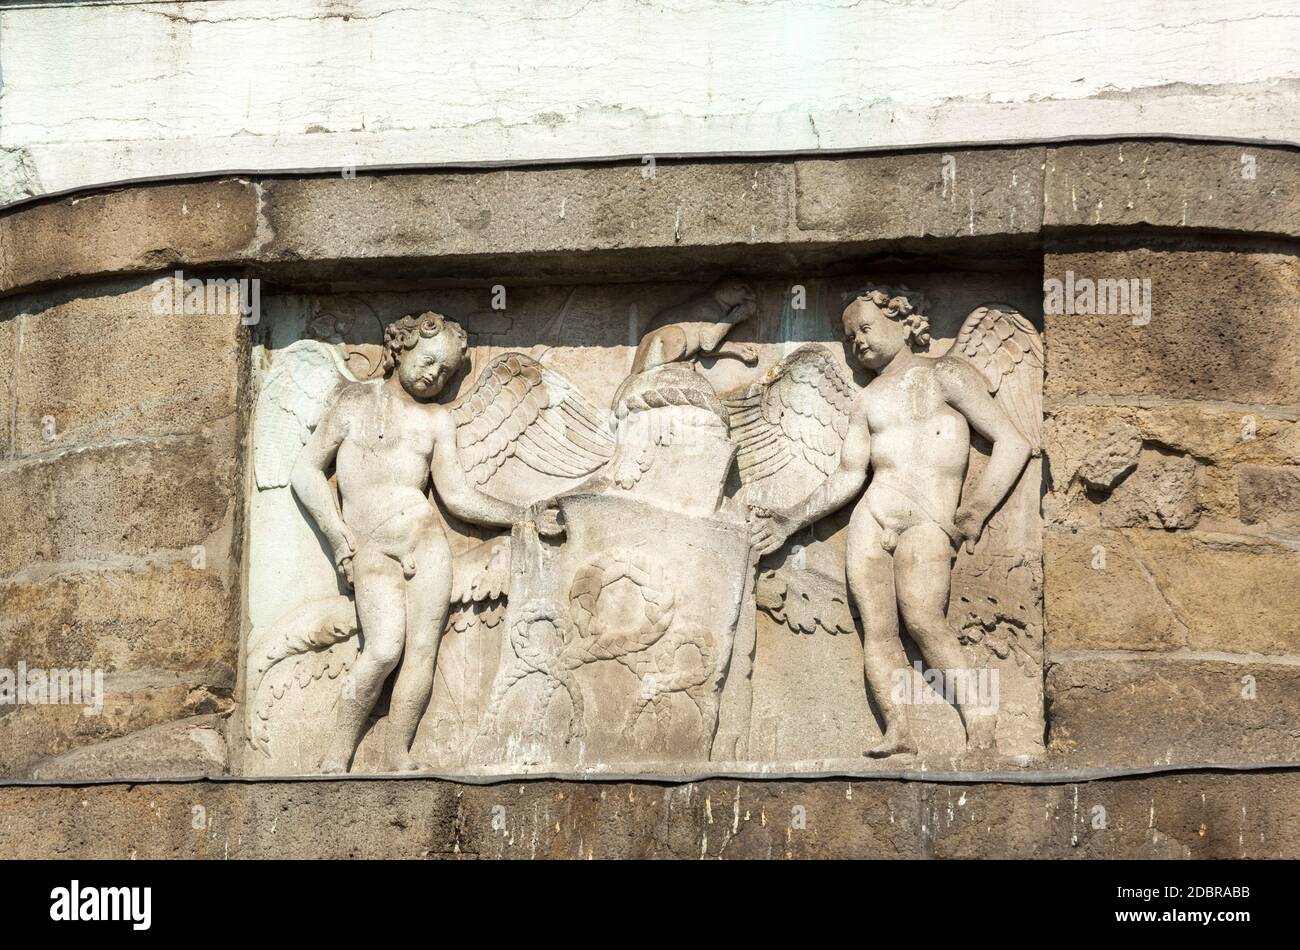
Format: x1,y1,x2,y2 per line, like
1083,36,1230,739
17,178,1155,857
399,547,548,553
743,289,1040,757
286,312,560,773
253,313,615,773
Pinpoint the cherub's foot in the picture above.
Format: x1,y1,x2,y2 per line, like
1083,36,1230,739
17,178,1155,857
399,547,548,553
319,754,350,775
963,713,998,753
382,750,425,772
864,726,918,758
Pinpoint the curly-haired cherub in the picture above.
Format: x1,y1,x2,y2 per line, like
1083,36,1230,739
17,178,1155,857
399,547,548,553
290,312,535,773
748,287,1035,756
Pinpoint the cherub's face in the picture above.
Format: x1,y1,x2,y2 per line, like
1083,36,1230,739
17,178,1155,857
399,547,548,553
396,332,463,400
842,297,906,370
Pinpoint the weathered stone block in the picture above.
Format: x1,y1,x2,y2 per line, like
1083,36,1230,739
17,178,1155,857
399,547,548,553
1046,656,1300,765
0,179,258,295
27,715,228,780
1076,420,1142,490
1099,449,1200,529
0,778,921,859
1044,403,1300,527
261,163,793,263
926,772,1300,859
0,562,237,675
1043,249,1299,403
1045,142,1300,237
0,316,15,458
0,682,232,776
1045,528,1300,656
9,279,245,455
1238,463,1300,531
0,431,237,576
794,147,1044,239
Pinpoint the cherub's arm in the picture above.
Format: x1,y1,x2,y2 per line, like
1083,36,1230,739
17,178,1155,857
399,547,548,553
750,394,871,556
709,339,759,365
290,394,355,575
428,406,528,528
940,359,1032,546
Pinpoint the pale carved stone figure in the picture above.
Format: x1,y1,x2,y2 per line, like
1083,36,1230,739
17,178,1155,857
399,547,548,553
744,288,1041,757
626,277,759,376
288,313,540,772
250,317,615,773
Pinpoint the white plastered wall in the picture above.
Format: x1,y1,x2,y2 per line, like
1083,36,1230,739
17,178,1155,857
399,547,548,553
1,0,1298,206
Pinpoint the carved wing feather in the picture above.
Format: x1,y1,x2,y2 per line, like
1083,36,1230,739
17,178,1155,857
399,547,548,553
453,352,615,494
724,344,856,497
253,340,361,489
951,305,1043,455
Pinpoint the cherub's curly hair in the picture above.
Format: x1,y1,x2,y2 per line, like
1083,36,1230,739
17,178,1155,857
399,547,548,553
844,285,932,349
382,311,468,374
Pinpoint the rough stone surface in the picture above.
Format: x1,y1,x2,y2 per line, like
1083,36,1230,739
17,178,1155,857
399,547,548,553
0,562,237,676
925,772,1300,859
0,682,232,776
793,147,1044,240
1043,248,1300,404
1046,656,1300,766
1077,420,1143,490
1045,528,1300,656
0,316,15,458
1044,403,1300,528
1238,464,1300,531
261,163,793,264
26,715,227,781
1099,449,1201,529
1045,141,1300,237
0,431,237,576
0,179,258,295
6,278,244,455
0,773,1297,858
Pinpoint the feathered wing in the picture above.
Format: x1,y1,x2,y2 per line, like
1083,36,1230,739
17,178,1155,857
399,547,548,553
253,340,362,489
452,352,615,505
948,305,1043,454
723,344,856,505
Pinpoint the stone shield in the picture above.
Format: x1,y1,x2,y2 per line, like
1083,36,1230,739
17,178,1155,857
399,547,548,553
477,491,750,770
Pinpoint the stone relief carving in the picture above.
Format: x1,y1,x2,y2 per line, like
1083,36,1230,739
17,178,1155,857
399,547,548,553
244,279,1045,775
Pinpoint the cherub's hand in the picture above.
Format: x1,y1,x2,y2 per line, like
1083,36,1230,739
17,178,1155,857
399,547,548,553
952,504,985,555
337,555,355,589
528,499,565,538
748,506,798,558
734,342,760,366
333,525,358,588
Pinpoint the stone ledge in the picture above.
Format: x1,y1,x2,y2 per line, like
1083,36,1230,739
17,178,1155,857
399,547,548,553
1,140,1297,299
1044,142,1300,237
0,771,1296,858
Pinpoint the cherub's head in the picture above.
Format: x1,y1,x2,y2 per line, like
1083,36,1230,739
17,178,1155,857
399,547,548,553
383,311,468,400
840,286,930,371
710,277,757,322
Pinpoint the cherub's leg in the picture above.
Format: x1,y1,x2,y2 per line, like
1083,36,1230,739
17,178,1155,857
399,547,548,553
893,524,997,752
384,532,453,772
846,504,917,758
320,549,406,774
